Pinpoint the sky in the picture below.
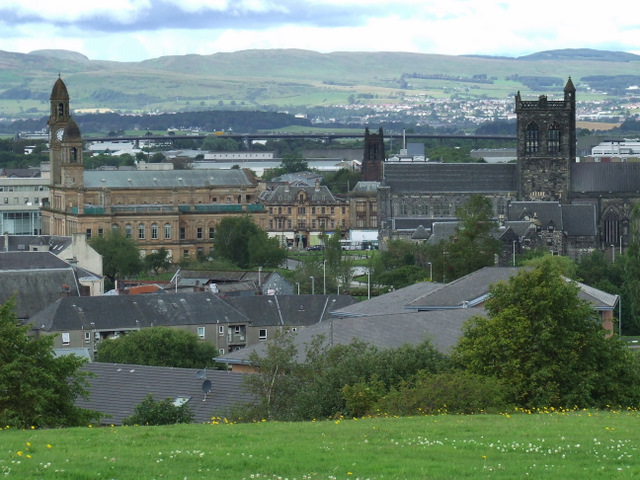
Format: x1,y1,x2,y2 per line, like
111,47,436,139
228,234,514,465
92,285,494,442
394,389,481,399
2,0,639,62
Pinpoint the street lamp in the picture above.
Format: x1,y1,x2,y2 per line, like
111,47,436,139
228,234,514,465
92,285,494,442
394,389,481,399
310,276,315,295
323,260,327,295
427,262,432,282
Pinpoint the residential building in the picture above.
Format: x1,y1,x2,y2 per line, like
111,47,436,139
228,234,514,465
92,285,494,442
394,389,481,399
0,168,49,235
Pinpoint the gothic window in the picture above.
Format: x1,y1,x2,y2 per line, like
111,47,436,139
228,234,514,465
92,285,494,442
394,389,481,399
548,123,561,154
603,210,621,246
525,123,539,154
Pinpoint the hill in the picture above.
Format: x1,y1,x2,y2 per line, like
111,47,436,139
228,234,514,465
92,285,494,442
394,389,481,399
1,48,640,119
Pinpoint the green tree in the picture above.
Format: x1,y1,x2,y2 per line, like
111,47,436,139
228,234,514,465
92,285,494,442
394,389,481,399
0,299,100,428
452,258,640,409
90,229,144,289
144,247,172,276
213,215,286,269
622,203,640,334
444,195,501,280
97,327,219,368
123,394,194,426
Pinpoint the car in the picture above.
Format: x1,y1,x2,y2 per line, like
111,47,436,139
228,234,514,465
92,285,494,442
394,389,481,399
306,245,323,251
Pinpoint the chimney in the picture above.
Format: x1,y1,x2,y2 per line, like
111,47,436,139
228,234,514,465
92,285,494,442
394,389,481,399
315,178,320,192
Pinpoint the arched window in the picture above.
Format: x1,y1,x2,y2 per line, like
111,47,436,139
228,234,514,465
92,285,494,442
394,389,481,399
70,147,78,163
164,223,171,239
151,223,158,239
58,103,64,117
138,223,146,240
124,224,132,239
525,123,539,154
548,123,561,154
603,209,621,246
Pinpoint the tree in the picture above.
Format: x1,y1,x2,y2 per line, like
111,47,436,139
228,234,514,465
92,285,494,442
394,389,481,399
452,258,640,409
144,247,172,276
0,299,100,428
622,203,640,334
444,195,501,280
123,394,194,426
213,215,286,269
89,229,144,289
97,327,219,368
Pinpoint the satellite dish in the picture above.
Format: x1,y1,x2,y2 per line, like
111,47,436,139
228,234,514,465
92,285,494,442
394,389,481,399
195,369,206,379
202,379,212,394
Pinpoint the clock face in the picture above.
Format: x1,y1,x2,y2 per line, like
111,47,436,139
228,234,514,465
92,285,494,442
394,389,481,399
55,128,65,142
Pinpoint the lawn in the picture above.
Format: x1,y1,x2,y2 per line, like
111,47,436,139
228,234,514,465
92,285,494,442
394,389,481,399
2,410,639,479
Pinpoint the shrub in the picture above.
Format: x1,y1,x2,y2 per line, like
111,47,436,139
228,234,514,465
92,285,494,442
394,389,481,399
374,371,511,416
123,394,194,426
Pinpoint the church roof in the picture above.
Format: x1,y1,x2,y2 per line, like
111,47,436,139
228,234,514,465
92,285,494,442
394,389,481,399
62,117,82,141
571,163,640,193
83,169,255,188
383,163,517,194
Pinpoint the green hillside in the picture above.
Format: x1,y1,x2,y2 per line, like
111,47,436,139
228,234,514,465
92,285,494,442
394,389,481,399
1,48,639,118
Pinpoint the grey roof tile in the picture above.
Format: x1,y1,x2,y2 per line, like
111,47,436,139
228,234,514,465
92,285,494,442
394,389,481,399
83,169,253,189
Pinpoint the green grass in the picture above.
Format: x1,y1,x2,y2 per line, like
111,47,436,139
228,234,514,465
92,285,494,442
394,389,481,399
2,411,640,479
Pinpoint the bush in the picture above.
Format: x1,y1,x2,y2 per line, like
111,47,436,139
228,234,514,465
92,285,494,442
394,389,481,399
374,371,511,416
123,394,194,426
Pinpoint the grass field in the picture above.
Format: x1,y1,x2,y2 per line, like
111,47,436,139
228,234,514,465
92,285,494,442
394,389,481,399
2,410,639,479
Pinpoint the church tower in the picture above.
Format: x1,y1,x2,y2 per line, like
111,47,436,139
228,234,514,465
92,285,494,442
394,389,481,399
361,127,384,182
515,77,576,202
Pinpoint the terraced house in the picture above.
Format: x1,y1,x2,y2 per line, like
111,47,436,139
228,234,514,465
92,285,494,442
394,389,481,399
41,77,266,260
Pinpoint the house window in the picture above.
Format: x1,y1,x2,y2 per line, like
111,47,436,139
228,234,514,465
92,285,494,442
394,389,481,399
259,329,268,340
84,331,91,343
125,224,132,238
197,327,205,339
218,325,224,336
98,228,104,237
209,227,215,239
85,228,92,239
62,332,70,346
164,223,171,239
219,348,225,355
138,223,145,240
197,227,203,239
151,223,158,239
180,227,186,240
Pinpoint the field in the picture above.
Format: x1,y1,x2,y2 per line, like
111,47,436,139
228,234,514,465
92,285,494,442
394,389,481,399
2,410,639,479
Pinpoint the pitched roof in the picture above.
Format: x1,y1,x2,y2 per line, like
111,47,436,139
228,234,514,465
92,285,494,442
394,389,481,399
259,184,344,204
0,252,79,319
216,309,479,366
571,163,640,193
383,163,517,193
76,363,252,425
83,169,254,189
0,235,72,254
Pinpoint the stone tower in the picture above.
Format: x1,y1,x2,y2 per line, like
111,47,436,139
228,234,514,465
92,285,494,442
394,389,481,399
48,76,84,189
515,77,576,202
361,127,384,182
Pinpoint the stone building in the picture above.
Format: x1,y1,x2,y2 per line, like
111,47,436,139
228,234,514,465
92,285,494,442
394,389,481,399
377,77,640,259
40,77,266,260
259,180,348,248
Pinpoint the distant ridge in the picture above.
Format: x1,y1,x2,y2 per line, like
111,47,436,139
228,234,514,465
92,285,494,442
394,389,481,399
517,48,640,62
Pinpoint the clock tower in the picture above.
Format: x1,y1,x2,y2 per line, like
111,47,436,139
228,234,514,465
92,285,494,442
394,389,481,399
47,76,84,189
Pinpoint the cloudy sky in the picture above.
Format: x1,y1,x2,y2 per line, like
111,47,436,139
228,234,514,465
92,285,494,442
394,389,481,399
2,0,639,62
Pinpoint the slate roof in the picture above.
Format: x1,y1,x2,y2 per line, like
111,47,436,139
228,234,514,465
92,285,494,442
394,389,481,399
259,184,344,204
83,169,254,189
223,294,358,327
29,292,357,332
383,163,517,193
571,163,640,193
506,201,597,236
0,252,80,319
30,292,250,332
216,309,479,366
407,266,618,311
331,282,441,317
76,363,252,425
